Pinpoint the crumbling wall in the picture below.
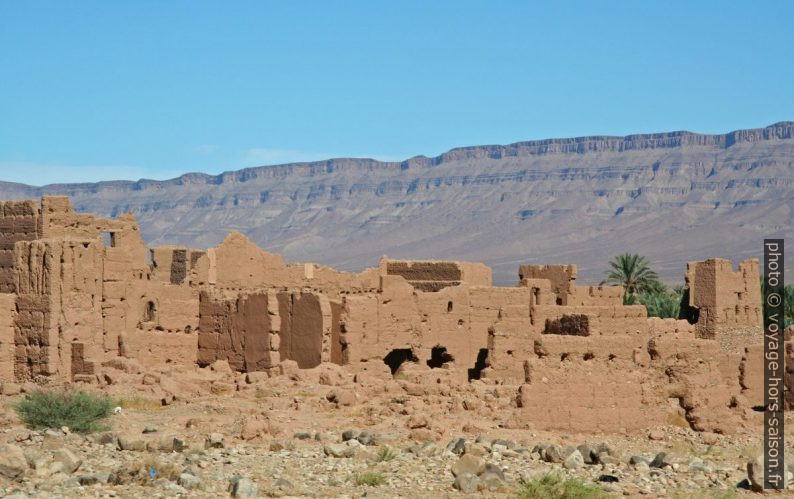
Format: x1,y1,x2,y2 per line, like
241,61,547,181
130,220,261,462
739,344,764,408
518,264,577,305
514,360,666,433
0,200,41,293
14,238,104,380
277,291,332,369
190,232,379,296
647,317,696,335
149,246,204,285
568,285,624,306
380,258,492,291
198,290,280,371
341,275,534,379
647,333,741,433
682,258,762,339
193,232,286,289
118,281,199,368
0,293,15,382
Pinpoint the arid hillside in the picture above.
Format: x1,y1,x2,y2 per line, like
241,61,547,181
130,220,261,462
1,122,792,284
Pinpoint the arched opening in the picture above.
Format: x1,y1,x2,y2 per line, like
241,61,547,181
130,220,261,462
467,348,489,381
144,300,157,323
383,348,418,375
447,301,453,312
427,346,454,368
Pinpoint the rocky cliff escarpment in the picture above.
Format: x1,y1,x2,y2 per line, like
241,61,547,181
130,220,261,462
1,122,792,284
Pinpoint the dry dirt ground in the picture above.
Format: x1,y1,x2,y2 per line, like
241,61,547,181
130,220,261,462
0,358,790,498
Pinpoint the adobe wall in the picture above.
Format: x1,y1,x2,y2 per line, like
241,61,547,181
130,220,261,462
0,200,41,293
0,293,15,382
514,360,666,433
277,291,333,369
379,257,492,291
0,195,771,436
6,197,200,380
507,327,744,434
191,232,379,297
339,275,508,378
198,289,281,371
682,258,762,339
14,238,104,380
518,264,577,305
150,246,205,285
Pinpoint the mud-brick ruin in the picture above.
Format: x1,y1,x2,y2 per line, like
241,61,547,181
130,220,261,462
0,196,781,434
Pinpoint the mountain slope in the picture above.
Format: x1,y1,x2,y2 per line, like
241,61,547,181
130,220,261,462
1,122,792,285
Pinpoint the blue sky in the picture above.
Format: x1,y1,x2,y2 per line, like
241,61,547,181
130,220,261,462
1,1,792,185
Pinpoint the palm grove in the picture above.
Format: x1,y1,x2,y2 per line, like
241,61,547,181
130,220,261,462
601,253,793,327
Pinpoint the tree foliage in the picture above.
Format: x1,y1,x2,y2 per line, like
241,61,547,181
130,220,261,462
601,253,661,305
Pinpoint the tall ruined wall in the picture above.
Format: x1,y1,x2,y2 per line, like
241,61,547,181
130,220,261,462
683,258,762,339
0,200,41,293
150,246,205,285
14,238,104,380
0,294,15,382
198,290,280,371
277,291,333,369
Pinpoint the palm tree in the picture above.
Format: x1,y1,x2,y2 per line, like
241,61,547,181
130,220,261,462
601,253,661,304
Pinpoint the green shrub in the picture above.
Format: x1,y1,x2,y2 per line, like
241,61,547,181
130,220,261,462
355,471,386,486
516,473,607,499
637,285,683,319
14,390,114,433
375,446,398,462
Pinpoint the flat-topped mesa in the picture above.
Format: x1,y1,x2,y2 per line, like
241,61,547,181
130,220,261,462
0,195,774,435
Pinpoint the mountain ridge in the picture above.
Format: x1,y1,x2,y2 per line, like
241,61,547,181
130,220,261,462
1,121,792,285
4,121,793,191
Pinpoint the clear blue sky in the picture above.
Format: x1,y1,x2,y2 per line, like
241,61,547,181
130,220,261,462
1,1,792,185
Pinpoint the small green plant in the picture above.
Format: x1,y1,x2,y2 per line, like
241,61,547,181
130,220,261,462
375,446,398,462
515,473,607,499
355,471,386,486
14,390,114,433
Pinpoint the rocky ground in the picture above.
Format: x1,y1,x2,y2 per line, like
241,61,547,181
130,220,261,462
0,358,790,498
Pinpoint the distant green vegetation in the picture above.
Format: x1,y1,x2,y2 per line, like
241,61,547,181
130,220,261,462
602,253,682,318
515,473,607,499
15,390,114,433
